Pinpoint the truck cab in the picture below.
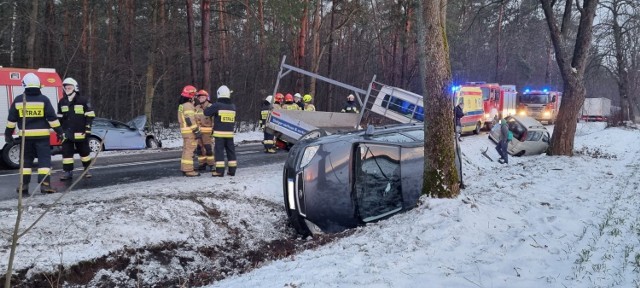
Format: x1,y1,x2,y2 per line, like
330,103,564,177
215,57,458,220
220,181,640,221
517,89,562,125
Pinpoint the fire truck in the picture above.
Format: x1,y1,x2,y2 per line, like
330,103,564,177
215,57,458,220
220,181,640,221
462,82,517,130
517,89,562,124
0,67,64,168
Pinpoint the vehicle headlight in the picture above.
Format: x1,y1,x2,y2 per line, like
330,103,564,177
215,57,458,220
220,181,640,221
543,111,551,117
518,110,527,116
299,145,319,169
484,113,491,120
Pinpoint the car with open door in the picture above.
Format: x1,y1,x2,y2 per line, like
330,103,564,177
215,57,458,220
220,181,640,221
283,123,463,236
488,115,550,156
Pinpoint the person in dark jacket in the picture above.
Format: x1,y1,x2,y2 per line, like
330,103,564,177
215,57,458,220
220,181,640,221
341,94,359,113
204,85,237,177
454,102,465,142
58,77,96,180
496,119,509,164
5,73,64,194
259,95,276,153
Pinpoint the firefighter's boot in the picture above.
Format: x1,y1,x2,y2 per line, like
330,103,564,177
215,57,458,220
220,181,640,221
60,171,73,181
266,148,277,154
41,182,57,194
198,164,208,172
211,171,224,177
183,171,200,177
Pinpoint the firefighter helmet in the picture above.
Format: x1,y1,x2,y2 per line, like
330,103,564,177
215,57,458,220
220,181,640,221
22,73,41,88
217,85,232,99
181,85,197,98
294,93,302,100
265,95,273,103
62,77,79,92
196,89,209,97
347,94,355,101
275,93,284,103
303,94,312,103
285,93,294,102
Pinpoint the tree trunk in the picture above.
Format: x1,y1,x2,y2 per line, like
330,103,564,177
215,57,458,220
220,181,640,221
145,2,160,127
609,0,633,122
218,0,229,83
9,0,18,66
309,0,322,97
186,0,197,85
326,0,336,112
420,0,460,198
540,0,599,156
495,2,503,82
44,0,55,67
201,0,211,93
27,0,38,68
296,0,309,92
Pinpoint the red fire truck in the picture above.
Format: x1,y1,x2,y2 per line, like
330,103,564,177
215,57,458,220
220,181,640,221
0,67,64,168
462,82,517,130
517,89,562,124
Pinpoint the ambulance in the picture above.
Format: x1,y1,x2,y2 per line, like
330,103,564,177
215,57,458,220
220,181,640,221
0,67,64,168
453,85,484,134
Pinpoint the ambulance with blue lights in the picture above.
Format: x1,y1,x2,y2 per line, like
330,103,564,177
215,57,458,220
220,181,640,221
517,88,562,124
452,85,485,134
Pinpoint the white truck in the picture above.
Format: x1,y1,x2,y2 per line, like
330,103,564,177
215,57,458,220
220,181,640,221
580,97,612,122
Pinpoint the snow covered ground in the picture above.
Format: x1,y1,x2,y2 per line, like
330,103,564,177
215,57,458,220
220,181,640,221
1,122,639,287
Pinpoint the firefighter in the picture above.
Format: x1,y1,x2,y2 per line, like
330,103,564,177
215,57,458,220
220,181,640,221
260,95,276,153
204,85,237,177
303,94,316,111
282,93,300,110
58,77,96,180
294,93,305,110
178,85,201,177
194,89,214,171
341,94,359,113
273,93,284,109
5,73,64,194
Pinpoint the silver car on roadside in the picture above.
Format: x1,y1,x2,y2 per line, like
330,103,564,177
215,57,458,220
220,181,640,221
488,115,550,156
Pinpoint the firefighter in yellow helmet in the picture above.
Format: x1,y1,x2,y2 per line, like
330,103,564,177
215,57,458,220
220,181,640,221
178,85,201,177
204,85,237,176
194,89,215,171
303,94,316,111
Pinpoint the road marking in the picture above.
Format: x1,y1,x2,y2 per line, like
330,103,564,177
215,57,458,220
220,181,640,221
0,150,261,177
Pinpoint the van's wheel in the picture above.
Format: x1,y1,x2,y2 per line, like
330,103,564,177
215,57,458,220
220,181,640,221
515,150,525,157
2,142,21,169
299,129,327,141
88,136,103,153
473,122,481,134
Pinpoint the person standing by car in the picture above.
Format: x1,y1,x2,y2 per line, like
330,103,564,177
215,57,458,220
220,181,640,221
497,119,510,164
178,85,201,177
194,89,214,171
260,95,276,153
303,94,316,111
58,77,96,180
273,93,284,109
204,85,237,177
294,93,305,110
282,93,300,110
5,73,64,194
341,94,359,113
454,102,465,142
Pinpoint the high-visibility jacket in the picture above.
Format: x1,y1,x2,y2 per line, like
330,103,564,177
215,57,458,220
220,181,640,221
259,101,272,129
5,89,62,139
195,101,213,135
58,92,95,141
204,99,236,138
282,102,300,110
178,101,199,136
304,103,316,111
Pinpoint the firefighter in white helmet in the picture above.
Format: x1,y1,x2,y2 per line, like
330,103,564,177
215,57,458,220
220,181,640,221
58,77,96,180
5,73,64,194
178,85,201,177
204,85,237,176
341,94,359,113
259,95,276,153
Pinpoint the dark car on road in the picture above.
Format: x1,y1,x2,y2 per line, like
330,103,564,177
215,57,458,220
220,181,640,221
283,123,462,236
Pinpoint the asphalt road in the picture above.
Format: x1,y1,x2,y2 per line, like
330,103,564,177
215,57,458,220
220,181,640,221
0,144,289,201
